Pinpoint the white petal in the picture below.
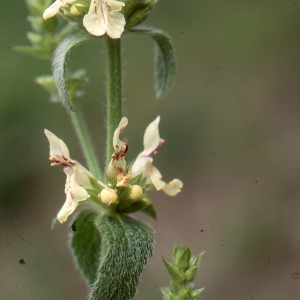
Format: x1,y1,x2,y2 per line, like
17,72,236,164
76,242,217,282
43,0,74,20
58,168,90,223
107,158,118,180
113,117,128,149
43,0,62,19
44,129,70,159
87,0,97,13
131,155,183,196
131,154,152,179
64,168,90,202
149,165,165,190
73,164,95,189
106,11,126,39
150,166,183,195
143,116,161,156
108,0,125,12
83,13,106,36
57,196,78,223
163,179,183,196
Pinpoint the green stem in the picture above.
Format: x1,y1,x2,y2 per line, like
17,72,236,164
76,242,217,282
69,101,102,180
106,37,122,166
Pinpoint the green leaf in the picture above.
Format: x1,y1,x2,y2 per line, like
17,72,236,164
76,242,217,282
118,197,151,214
191,288,204,298
191,251,205,272
141,202,157,219
91,213,153,300
35,69,87,103
169,281,181,295
184,266,198,282
178,286,192,299
13,45,53,60
173,245,191,269
162,258,184,283
162,290,178,300
128,173,143,185
70,209,101,285
26,0,52,16
130,25,176,98
35,75,57,100
52,31,94,111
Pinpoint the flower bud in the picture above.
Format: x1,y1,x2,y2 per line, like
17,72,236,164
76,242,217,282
128,185,143,199
70,4,85,17
60,1,89,22
99,188,118,204
122,0,158,28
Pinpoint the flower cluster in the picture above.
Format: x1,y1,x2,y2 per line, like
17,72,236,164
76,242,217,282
107,116,183,196
45,117,183,223
43,0,126,39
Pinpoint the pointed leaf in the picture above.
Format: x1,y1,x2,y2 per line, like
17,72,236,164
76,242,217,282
177,246,191,269
141,202,157,219
90,213,153,300
162,258,184,283
178,286,192,299
190,251,205,272
14,45,53,60
70,209,101,285
172,244,188,264
169,281,181,295
119,198,151,214
162,290,178,300
52,31,94,111
191,288,204,298
35,74,57,94
129,173,143,185
130,25,176,98
184,266,198,282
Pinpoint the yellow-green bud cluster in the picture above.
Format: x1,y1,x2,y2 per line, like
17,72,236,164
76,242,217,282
88,176,151,215
98,183,151,214
60,0,90,22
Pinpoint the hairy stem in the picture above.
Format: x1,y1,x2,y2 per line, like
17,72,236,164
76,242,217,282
106,37,122,165
69,101,102,180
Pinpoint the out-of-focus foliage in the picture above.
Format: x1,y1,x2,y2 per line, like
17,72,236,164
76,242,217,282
14,0,73,60
1,1,300,300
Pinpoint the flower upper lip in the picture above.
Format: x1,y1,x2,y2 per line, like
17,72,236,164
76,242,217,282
43,0,75,20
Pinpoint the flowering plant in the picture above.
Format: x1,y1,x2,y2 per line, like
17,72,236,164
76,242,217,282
16,0,204,298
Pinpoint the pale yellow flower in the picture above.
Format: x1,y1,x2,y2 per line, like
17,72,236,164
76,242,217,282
45,129,95,223
131,116,183,196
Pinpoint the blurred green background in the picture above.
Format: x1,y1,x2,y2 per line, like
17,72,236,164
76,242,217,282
1,0,300,299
